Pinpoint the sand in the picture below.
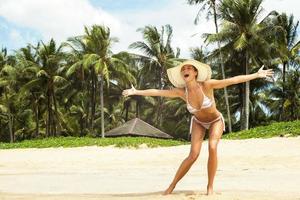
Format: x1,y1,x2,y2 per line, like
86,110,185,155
0,137,300,200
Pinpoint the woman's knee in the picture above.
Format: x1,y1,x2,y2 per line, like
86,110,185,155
208,142,218,154
188,152,199,162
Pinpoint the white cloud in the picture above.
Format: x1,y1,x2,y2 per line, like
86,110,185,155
0,0,298,57
111,1,214,58
85,0,299,57
262,0,300,20
9,29,24,42
0,0,213,57
0,0,120,42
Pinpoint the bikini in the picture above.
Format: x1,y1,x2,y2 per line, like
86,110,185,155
185,85,225,134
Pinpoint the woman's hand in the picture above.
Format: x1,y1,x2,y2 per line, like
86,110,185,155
257,66,274,78
122,84,137,97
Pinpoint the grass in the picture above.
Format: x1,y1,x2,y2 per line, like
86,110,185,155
0,120,299,149
223,120,300,139
0,136,187,149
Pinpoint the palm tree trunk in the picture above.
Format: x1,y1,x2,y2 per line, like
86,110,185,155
8,114,13,143
86,82,90,129
12,116,15,142
100,75,105,138
53,92,59,136
34,104,39,138
244,52,250,130
5,92,14,143
80,116,84,137
49,88,56,137
239,84,244,128
50,101,54,137
212,0,232,132
47,90,51,137
280,62,287,121
283,62,287,83
159,67,165,127
90,73,95,132
156,67,163,128
46,118,49,137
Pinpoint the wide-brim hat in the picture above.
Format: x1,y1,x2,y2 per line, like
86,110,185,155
167,59,212,88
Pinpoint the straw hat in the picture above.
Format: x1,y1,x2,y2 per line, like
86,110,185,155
167,59,212,88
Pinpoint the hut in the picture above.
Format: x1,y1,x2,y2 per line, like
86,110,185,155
105,118,173,139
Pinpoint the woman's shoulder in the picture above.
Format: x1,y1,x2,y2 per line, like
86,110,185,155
198,81,209,88
170,87,185,100
199,81,214,94
200,81,215,89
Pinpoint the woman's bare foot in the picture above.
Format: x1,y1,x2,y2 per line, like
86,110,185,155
206,185,214,195
163,184,175,195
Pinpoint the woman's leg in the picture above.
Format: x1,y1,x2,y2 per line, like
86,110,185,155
163,119,206,195
207,119,224,195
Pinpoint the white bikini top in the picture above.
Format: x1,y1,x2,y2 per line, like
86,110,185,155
185,84,214,114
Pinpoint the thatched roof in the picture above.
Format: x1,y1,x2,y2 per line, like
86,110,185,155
105,118,173,139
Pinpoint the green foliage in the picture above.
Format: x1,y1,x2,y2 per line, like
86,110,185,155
223,120,300,139
0,2,299,143
0,136,187,149
204,0,300,130
2,120,299,149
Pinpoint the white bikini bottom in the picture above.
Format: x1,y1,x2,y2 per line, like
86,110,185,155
189,113,225,134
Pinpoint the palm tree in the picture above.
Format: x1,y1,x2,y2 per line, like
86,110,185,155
0,48,16,99
187,0,232,132
274,13,299,83
17,45,44,138
105,52,137,120
129,24,180,128
20,40,67,137
66,25,134,137
190,46,206,61
271,13,299,119
69,97,88,137
206,0,276,130
0,48,18,142
0,61,19,142
283,69,300,120
268,68,300,121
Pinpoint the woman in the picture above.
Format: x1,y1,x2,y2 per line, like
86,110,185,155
122,59,274,195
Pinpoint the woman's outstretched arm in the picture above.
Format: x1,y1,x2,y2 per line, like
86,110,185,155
205,66,274,89
122,85,182,98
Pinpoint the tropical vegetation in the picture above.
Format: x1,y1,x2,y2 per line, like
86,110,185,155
0,0,299,143
1,120,299,149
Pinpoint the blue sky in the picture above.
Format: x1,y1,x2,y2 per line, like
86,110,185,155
0,0,299,57
89,0,170,11
0,16,42,51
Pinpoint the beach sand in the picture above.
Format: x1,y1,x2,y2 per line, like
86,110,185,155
0,137,300,200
